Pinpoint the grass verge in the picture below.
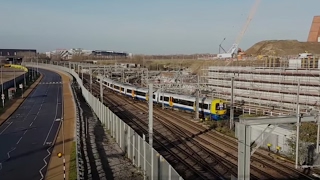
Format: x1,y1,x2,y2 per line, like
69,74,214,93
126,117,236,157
69,142,77,180
204,120,235,137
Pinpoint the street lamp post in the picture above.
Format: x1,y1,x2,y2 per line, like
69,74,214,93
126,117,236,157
13,67,16,90
20,84,23,98
37,58,39,76
1,66,4,108
62,117,66,180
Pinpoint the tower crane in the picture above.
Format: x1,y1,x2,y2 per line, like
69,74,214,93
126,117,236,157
217,0,261,59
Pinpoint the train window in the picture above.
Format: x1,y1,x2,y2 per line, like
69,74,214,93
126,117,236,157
120,87,124,92
114,85,119,90
164,96,169,101
216,103,224,110
127,89,132,93
179,99,193,106
160,96,163,100
173,98,179,103
153,95,155,99
136,91,146,96
199,103,209,109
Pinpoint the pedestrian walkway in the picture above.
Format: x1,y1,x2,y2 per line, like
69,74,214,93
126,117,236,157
0,75,43,126
45,70,76,180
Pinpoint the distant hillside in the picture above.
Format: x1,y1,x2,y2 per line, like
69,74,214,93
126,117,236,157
245,40,320,56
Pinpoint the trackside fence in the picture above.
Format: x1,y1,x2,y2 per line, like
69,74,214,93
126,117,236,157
25,62,183,180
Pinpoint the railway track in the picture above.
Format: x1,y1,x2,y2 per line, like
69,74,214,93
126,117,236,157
88,82,229,179
104,88,302,179
81,73,315,179
86,76,261,179
153,107,313,179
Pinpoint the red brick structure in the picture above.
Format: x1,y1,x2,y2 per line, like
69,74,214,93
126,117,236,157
307,16,320,42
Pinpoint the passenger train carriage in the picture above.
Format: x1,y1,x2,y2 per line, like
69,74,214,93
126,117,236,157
97,76,227,120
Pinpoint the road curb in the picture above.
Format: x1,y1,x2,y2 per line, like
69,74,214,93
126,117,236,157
0,73,43,126
44,69,76,180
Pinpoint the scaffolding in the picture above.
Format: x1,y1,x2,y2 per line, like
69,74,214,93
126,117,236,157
201,61,320,116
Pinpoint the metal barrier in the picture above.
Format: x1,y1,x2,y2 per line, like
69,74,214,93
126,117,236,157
25,62,183,180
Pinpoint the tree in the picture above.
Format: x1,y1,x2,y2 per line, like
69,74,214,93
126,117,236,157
286,122,317,165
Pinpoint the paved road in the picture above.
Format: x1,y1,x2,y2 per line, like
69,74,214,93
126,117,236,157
0,69,63,180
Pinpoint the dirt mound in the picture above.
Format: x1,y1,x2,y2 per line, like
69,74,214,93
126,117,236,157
245,40,320,56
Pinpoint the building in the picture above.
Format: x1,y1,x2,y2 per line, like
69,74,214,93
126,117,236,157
307,16,320,42
0,49,36,57
0,49,37,63
46,48,130,60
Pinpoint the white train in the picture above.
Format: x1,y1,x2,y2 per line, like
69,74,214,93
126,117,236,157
96,76,227,120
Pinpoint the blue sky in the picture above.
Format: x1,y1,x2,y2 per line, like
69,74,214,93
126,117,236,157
0,0,319,54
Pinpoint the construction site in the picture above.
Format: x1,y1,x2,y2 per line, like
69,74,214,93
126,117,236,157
32,1,320,179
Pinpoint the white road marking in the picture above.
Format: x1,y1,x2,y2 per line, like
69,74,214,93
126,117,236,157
29,122,33,127
0,79,49,170
42,86,60,145
39,84,62,179
0,122,13,135
16,129,28,145
0,163,2,171
7,147,16,159
39,146,52,180
16,136,23,145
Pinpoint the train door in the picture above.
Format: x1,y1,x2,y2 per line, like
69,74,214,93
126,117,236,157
169,97,173,107
132,90,135,98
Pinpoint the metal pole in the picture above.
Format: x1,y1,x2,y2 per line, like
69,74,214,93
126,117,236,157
81,66,83,81
122,69,124,83
36,57,39,76
295,79,301,169
1,67,3,108
21,85,24,98
100,76,103,102
31,68,34,80
24,72,26,87
195,89,199,120
196,75,200,120
62,118,66,180
13,67,16,90
148,84,153,147
230,77,235,129
317,116,320,153
162,86,164,110
90,68,92,93
146,70,149,84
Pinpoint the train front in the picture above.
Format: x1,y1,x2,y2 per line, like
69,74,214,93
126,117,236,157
210,99,227,120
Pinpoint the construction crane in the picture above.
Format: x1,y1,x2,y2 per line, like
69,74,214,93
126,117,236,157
217,0,261,59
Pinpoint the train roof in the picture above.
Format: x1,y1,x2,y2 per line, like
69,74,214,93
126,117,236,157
163,92,213,103
100,77,224,103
